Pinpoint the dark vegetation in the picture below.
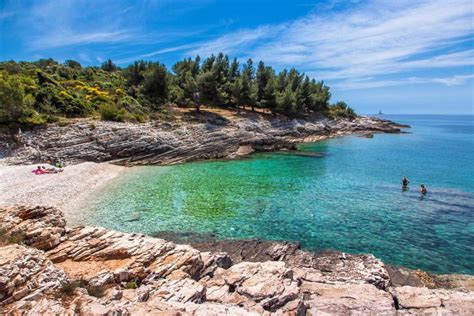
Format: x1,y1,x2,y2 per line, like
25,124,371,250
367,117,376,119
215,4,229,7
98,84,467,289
59,279,106,298
0,54,356,126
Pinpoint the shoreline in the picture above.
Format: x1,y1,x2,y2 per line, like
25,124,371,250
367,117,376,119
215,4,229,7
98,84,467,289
1,205,473,314
0,113,408,221
0,122,400,220
0,162,125,218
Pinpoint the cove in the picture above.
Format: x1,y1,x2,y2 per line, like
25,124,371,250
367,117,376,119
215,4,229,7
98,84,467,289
76,115,474,275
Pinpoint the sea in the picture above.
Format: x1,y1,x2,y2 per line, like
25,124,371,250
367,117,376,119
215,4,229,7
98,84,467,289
75,115,474,274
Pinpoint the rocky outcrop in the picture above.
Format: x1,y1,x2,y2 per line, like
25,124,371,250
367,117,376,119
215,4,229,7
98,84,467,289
0,111,407,166
2,205,472,315
191,239,391,290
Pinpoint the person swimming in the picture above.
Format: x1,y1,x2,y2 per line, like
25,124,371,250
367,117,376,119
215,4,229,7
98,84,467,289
419,184,427,195
402,176,409,190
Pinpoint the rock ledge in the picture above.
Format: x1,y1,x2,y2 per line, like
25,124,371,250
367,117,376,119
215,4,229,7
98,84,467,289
1,205,472,315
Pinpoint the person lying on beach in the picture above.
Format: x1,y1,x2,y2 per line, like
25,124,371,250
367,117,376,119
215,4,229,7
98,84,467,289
419,184,427,195
32,166,45,175
42,166,64,174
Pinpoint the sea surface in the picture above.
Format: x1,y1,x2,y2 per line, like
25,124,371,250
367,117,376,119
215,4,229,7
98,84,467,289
77,115,474,274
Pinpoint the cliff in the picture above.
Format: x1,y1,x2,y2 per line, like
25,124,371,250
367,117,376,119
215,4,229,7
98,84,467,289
0,110,407,166
1,205,473,315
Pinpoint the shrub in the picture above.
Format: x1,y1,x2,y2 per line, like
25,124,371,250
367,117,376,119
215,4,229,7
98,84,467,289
133,112,146,123
58,279,106,298
0,72,39,125
327,101,357,119
125,281,138,289
59,280,87,296
98,103,132,122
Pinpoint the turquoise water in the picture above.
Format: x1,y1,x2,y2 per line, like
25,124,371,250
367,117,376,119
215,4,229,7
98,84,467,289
78,115,474,274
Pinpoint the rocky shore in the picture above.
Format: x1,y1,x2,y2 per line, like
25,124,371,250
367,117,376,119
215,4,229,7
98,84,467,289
0,109,407,166
1,205,473,315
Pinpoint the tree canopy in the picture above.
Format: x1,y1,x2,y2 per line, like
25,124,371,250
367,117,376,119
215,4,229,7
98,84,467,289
0,54,356,125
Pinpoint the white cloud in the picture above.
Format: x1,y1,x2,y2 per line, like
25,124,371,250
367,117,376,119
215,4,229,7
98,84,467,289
114,43,202,64
334,74,474,90
188,0,474,89
187,25,280,57
31,31,132,49
432,74,474,86
21,0,135,50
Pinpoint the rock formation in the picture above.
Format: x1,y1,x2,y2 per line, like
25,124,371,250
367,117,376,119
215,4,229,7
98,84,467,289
0,112,407,166
1,205,472,315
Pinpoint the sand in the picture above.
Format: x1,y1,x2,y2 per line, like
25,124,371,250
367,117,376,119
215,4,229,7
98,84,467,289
0,162,125,218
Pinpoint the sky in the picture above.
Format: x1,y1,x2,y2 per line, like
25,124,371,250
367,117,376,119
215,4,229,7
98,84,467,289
1,0,473,114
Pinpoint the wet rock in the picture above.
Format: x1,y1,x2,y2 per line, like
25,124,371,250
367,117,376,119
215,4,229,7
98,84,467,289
192,239,301,263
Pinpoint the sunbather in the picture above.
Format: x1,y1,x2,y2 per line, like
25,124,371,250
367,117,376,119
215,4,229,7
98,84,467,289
32,166,45,175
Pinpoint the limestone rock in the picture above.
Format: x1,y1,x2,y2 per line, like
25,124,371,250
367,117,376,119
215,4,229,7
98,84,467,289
206,261,302,312
0,244,68,307
1,205,473,316
392,286,474,314
302,282,394,314
0,205,66,251
0,114,406,166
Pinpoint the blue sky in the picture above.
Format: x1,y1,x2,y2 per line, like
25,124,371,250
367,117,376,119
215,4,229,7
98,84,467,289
1,0,473,114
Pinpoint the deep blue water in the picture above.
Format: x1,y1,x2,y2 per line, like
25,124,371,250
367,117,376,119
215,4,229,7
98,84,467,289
77,115,474,274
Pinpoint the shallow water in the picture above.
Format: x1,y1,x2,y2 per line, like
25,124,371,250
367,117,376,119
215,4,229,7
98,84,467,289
77,115,474,274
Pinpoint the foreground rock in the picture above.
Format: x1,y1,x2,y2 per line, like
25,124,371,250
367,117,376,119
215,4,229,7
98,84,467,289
0,110,407,166
1,205,472,315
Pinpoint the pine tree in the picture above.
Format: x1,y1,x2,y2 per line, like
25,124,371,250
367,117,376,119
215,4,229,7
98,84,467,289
256,61,267,103
239,59,257,111
197,70,217,109
261,77,277,113
277,85,296,115
140,63,168,109
101,59,117,72
296,76,312,113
